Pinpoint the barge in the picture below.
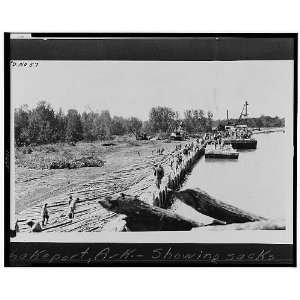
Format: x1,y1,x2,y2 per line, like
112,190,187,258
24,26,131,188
222,102,258,150
223,138,257,150
205,144,239,159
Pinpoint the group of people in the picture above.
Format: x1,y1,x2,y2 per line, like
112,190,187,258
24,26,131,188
157,148,165,155
25,195,80,233
205,127,252,149
151,148,165,155
206,127,252,141
234,128,252,139
176,140,203,168
152,139,204,190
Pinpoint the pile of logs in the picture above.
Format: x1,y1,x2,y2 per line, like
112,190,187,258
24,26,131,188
98,188,278,232
99,194,200,231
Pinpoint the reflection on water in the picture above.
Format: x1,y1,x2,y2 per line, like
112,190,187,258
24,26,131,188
204,158,239,164
235,149,257,153
181,131,292,219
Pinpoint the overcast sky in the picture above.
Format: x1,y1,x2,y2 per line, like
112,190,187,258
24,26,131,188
11,60,293,121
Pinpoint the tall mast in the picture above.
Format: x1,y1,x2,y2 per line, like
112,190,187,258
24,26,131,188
245,101,249,117
237,101,249,124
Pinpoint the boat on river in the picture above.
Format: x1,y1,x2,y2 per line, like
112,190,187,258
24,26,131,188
222,102,257,149
205,143,239,159
223,138,257,149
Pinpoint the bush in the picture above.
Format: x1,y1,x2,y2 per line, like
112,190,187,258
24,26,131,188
22,147,33,154
44,146,58,153
15,143,105,170
48,157,104,169
127,140,141,147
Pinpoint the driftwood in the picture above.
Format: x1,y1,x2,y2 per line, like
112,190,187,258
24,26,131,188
169,200,225,226
99,194,201,231
101,215,127,232
191,219,285,231
172,188,266,224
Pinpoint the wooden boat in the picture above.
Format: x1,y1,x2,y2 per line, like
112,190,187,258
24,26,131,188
205,143,239,159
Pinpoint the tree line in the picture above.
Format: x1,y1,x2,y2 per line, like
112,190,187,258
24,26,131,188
215,115,285,129
14,102,214,146
15,101,145,146
14,101,284,146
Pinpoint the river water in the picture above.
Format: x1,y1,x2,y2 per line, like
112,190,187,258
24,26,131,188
181,131,292,220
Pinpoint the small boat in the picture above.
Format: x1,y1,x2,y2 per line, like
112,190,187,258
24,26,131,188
205,143,239,159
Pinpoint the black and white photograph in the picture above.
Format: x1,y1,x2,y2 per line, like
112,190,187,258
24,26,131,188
5,33,296,266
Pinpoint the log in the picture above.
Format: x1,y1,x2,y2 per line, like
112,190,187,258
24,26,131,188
172,188,266,224
98,194,201,231
191,219,285,231
101,215,127,232
169,200,225,226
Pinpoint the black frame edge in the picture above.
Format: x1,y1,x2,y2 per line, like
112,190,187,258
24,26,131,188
4,33,297,267
4,32,11,267
293,34,298,267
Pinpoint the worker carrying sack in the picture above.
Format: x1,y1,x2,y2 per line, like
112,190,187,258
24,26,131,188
155,165,164,179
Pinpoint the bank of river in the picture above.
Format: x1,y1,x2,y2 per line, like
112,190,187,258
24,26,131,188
15,139,188,232
181,131,292,220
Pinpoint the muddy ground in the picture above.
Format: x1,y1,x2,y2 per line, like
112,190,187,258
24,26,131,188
15,138,189,232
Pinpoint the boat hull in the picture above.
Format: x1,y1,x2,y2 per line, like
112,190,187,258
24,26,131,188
170,136,185,141
205,153,239,159
223,139,257,149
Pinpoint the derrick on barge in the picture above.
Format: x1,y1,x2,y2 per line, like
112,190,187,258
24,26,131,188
222,101,258,150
